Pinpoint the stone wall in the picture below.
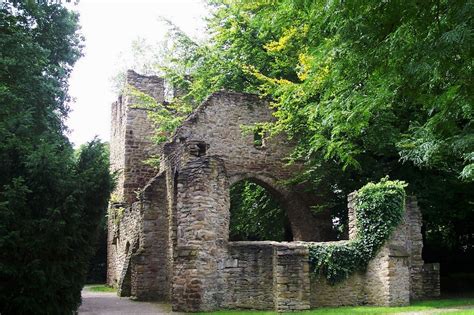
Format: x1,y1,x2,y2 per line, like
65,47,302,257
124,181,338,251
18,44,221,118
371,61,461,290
272,244,311,311
169,154,313,312
225,243,274,310
222,242,311,312
108,72,440,312
110,95,126,201
309,194,438,308
107,71,169,299
406,197,427,300
107,172,170,300
310,257,365,307
132,172,170,300
422,263,441,298
107,202,141,291
167,153,438,312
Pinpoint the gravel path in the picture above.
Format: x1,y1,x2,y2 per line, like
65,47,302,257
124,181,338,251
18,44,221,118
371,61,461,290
78,287,178,315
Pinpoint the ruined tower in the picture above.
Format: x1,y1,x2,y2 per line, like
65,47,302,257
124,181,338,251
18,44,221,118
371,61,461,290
107,70,167,295
109,70,164,204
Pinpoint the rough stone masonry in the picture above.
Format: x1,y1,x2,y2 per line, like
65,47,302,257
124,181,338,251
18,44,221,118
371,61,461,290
107,70,440,312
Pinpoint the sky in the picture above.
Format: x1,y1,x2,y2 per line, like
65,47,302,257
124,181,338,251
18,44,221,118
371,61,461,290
66,0,209,147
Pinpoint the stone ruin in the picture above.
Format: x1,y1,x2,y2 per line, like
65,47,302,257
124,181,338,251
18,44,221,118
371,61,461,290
107,70,440,312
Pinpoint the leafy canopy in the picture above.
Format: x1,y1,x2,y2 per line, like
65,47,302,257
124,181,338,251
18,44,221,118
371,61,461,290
117,0,473,255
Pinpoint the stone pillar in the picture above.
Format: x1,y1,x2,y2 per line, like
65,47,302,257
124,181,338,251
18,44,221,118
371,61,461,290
348,192,358,240
272,244,311,311
364,245,410,306
365,199,411,306
405,197,440,300
130,172,170,301
348,192,411,306
406,197,425,300
172,157,230,312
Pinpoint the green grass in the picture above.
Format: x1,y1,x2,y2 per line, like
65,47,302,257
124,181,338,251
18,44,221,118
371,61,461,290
85,284,116,293
197,298,474,314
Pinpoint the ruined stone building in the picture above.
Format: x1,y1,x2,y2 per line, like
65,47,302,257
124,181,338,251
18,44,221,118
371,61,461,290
107,70,440,312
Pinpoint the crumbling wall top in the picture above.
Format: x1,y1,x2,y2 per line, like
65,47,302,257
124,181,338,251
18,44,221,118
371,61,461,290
126,70,165,103
162,90,297,183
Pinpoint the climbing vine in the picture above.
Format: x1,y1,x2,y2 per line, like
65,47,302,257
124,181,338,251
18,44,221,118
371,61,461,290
309,178,407,284
125,85,193,144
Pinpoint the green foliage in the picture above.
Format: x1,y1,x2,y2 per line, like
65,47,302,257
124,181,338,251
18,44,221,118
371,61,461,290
125,84,193,149
116,0,473,264
309,178,406,283
147,0,473,268
229,0,473,181
0,2,113,314
229,180,292,241
108,205,125,226
0,139,114,314
132,0,473,182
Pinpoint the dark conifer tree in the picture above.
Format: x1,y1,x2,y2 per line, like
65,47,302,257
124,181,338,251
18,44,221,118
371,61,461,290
0,2,114,313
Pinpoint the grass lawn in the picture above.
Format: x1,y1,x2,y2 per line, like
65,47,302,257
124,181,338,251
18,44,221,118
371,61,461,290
85,284,116,293
197,298,474,314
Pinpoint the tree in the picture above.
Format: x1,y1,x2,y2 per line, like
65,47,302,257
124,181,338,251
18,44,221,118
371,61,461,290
0,2,113,314
229,180,292,241
143,0,473,267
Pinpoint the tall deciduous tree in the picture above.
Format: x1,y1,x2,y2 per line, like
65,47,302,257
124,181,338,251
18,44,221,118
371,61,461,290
145,0,473,268
0,2,113,314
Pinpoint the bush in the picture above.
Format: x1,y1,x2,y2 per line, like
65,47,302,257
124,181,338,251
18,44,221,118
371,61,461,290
309,178,406,283
0,140,114,314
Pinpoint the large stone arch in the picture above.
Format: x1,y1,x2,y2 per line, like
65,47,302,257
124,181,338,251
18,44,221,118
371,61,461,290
228,173,294,241
228,172,332,241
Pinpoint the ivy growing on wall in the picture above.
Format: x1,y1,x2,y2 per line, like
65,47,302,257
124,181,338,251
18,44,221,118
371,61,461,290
309,178,407,284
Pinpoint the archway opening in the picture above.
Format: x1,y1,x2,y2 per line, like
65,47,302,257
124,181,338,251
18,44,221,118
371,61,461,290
229,179,293,241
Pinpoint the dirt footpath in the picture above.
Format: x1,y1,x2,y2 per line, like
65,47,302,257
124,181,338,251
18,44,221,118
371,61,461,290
78,287,177,315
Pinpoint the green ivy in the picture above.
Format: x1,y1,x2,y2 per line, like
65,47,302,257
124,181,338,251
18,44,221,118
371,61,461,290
309,177,407,283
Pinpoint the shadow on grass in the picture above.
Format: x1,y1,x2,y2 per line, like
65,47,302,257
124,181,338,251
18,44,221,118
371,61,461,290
196,298,474,315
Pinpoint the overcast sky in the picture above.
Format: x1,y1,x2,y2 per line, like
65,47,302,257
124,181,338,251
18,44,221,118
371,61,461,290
66,0,208,147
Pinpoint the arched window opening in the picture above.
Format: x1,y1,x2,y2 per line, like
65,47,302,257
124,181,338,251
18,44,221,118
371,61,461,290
229,179,293,241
